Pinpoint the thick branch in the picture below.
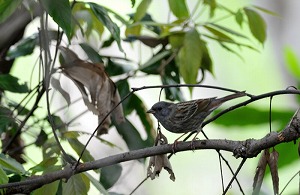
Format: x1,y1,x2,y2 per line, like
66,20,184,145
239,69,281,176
2,108,299,194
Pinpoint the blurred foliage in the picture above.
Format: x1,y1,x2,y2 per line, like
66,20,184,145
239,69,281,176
0,0,298,194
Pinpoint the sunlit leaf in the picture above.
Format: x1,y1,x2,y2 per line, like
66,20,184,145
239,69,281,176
62,173,90,195
244,7,266,44
100,164,122,189
40,0,72,39
0,154,25,175
284,46,300,79
168,0,189,19
134,0,152,21
0,0,22,23
88,3,123,52
0,74,29,93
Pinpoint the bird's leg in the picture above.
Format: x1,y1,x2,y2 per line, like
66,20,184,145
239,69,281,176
189,130,201,150
172,132,188,153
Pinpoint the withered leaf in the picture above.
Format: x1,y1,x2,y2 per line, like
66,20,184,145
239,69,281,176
253,149,269,194
147,133,175,181
59,46,124,135
269,148,279,195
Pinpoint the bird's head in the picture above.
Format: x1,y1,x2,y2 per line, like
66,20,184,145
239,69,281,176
147,101,174,121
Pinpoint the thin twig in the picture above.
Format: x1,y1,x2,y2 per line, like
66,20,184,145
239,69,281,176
223,158,247,195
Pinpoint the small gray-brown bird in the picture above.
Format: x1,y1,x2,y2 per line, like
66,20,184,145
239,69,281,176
147,92,246,144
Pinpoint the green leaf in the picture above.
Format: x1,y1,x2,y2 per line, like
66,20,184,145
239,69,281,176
84,172,109,195
62,173,90,195
40,0,72,39
203,0,216,17
88,3,123,52
79,43,103,63
35,129,48,147
29,157,58,174
32,180,60,195
0,0,22,23
49,115,67,132
214,106,294,127
284,46,300,79
100,164,122,189
6,34,38,60
0,74,29,93
114,118,147,150
134,0,152,21
207,23,247,38
161,59,185,101
140,50,172,74
235,9,244,27
0,167,8,184
204,25,234,42
106,59,133,76
177,29,203,86
244,7,266,44
130,95,154,145
168,0,189,19
0,167,8,195
168,32,185,49
67,138,94,163
0,154,25,175
252,5,278,16
0,106,17,134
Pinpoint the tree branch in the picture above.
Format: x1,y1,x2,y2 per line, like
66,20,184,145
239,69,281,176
1,108,299,194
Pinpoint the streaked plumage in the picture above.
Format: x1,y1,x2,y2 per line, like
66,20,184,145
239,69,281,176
147,92,246,134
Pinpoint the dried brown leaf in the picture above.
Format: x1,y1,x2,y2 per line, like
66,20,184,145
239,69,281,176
147,133,175,181
59,46,124,135
253,149,269,194
269,148,279,194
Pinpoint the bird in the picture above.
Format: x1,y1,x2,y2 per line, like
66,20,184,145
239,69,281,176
147,92,246,147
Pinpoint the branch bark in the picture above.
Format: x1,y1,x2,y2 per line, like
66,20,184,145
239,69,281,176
1,108,299,194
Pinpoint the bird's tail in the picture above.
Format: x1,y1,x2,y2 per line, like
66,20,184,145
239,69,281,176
218,91,246,103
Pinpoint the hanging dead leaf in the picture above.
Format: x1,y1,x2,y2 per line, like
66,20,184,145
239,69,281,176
147,133,175,181
253,149,269,194
269,148,279,195
59,46,124,135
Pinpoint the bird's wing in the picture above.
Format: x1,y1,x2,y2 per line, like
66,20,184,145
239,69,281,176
173,100,199,121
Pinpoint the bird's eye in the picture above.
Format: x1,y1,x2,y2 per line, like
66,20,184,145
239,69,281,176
157,107,162,111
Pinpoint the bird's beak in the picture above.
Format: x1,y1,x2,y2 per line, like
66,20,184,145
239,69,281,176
147,109,155,114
